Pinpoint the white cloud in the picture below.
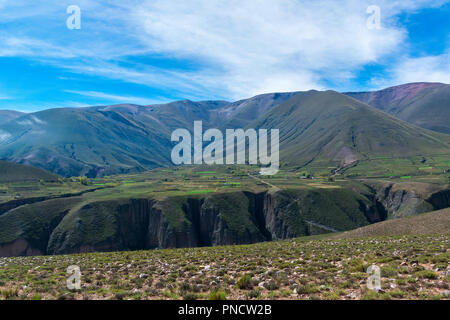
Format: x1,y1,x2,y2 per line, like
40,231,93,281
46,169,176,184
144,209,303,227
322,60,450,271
65,90,168,105
0,129,11,142
17,119,33,126
389,53,450,85
0,35,76,58
0,0,449,100
30,115,46,124
130,0,409,97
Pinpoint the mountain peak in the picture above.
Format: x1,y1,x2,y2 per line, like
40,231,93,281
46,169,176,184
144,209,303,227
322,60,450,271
345,82,450,134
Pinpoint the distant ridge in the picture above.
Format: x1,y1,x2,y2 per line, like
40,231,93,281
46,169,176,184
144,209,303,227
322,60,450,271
345,82,450,134
0,83,449,177
251,90,450,167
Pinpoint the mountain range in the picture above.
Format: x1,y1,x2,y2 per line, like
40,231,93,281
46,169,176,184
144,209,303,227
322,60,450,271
0,82,449,177
345,82,450,134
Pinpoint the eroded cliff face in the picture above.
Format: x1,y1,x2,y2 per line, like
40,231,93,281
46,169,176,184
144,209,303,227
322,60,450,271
2,184,448,257
428,189,450,210
0,191,315,256
43,189,375,255
0,238,43,257
366,182,450,218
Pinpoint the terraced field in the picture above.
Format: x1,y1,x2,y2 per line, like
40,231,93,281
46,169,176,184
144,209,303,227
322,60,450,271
0,234,448,300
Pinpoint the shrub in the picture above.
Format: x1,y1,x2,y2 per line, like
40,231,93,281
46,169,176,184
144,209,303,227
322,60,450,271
246,289,261,299
416,270,438,279
236,275,253,290
263,280,280,291
1,289,18,299
208,289,227,300
182,293,199,300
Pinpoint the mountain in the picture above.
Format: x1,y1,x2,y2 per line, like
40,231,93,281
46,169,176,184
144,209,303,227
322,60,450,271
221,92,300,128
0,110,25,125
345,82,450,134
0,160,59,182
251,90,450,168
0,94,299,177
0,87,449,177
0,108,173,177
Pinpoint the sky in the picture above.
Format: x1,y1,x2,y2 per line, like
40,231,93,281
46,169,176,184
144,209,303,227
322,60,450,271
0,0,449,112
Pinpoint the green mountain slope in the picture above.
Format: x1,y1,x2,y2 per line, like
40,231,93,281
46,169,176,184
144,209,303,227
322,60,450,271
0,94,298,177
222,92,300,128
0,108,173,177
346,82,450,134
251,90,450,168
0,160,59,182
1,87,449,177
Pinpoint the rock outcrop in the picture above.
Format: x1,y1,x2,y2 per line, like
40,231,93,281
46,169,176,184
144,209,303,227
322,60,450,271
1,184,448,257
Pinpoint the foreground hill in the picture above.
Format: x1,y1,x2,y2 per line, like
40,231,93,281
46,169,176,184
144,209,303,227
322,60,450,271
0,160,58,182
346,82,450,134
335,208,450,239
0,234,447,300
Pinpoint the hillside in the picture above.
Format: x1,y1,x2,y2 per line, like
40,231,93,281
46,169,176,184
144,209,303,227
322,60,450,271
0,94,296,177
0,186,374,256
0,86,449,177
334,208,450,239
251,90,450,168
0,110,24,125
346,82,450,134
222,92,301,128
0,160,58,182
0,234,448,300
0,108,173,177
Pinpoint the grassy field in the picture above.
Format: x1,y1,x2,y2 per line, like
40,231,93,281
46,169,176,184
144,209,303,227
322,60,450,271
2,157,449,205
0,234,448,300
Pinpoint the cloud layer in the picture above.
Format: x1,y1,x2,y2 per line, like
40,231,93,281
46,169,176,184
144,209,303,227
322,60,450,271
0,0,449,104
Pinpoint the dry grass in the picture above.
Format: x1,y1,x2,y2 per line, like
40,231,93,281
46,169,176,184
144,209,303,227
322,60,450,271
334,208,450,239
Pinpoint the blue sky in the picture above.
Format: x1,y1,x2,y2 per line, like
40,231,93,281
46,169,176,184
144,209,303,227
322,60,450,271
0,0,449,112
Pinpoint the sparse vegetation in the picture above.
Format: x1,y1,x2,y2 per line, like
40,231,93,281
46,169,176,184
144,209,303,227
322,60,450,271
0,234,448,300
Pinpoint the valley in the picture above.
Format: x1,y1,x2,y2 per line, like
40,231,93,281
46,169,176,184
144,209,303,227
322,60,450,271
0,163,448,257
0,82,449,300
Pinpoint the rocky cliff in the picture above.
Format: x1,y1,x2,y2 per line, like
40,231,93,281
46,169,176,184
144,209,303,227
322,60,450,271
365,182,450,218
1,185,448,257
